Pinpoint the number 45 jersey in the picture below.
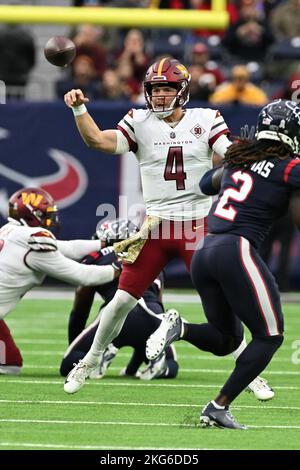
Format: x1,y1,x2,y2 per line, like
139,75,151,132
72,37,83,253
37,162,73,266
208,157,300,248
118,108,229,221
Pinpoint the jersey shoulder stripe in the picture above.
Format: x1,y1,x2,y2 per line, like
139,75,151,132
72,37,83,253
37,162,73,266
284,159,300,183
117,124,138,152
28,230,57,252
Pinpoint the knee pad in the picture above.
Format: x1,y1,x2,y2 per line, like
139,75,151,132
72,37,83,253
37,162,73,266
213,334,244,356
256,334,284,349
111,290,138,319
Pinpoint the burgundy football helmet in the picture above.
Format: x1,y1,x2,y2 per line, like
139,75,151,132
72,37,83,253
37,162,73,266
8,187,60,229
144,57,191,118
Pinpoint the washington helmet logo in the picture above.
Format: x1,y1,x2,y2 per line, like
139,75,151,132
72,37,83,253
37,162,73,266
176,64,189,78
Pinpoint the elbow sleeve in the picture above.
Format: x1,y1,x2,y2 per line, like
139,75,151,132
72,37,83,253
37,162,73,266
200,169,219,195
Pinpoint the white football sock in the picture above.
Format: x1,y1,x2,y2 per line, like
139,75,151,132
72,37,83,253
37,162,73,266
231,336,247,361
84,289,137,367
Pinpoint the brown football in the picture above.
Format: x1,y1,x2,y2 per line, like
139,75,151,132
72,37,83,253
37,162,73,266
44,36,76,67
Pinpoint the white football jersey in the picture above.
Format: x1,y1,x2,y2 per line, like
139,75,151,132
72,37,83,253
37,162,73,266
0,219,114,318
118,108,229,220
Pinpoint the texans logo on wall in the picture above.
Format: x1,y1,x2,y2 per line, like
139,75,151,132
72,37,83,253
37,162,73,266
0,128,87,209
0,104,120,239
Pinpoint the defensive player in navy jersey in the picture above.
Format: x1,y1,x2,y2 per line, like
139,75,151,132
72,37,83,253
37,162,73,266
146,99,300,429
61,219,178,381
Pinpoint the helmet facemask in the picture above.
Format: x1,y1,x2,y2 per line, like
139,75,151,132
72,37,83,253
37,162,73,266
256,100,300,155
144,58,191,119
145,81,189,119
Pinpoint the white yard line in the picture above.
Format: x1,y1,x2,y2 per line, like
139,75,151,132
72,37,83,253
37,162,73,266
1,378,300,390
1,398,300,411
0,442,219,450
23,288,300,304
0,418,299,430
16,363,300,376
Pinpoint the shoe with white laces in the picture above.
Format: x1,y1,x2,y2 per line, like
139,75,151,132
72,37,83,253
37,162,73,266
146,309,182,360
64,360,97,394
139,352,168,380
89,344,119,379
200,401,247,430
246,376,274,401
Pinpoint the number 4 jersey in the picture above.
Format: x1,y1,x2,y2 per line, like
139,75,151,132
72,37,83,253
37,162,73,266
117,108,229,221
207,157,300,248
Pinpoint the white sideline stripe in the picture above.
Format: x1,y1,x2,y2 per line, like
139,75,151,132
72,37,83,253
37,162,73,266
0,418,196,428
18,364,300,376
240,238,279,335
1,378,300,390
19,350,300,368
13,342,296,360
23,287,300,303
15,339,67,345
7,329,67,335
24,289,203,303
0,442,217,450
0,418,300,430
1,399,300,412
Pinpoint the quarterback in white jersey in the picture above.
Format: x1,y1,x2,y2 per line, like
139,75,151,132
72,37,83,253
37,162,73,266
0,187,119,375
63,57,233,393
117,107,227,221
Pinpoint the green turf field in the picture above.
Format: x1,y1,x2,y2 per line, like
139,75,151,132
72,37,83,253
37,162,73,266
0,296,300,450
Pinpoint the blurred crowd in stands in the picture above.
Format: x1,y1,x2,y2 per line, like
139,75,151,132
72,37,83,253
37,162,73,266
0,0,300,105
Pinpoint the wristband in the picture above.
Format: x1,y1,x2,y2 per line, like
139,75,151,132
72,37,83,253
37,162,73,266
72,104,87,117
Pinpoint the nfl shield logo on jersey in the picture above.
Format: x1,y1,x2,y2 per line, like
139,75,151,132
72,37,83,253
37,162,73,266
190,124,205,138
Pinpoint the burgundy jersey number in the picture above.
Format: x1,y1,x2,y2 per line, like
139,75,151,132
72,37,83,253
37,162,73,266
164,146,187,190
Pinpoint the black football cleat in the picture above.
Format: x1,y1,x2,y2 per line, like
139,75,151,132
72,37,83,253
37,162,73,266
200,401,248,430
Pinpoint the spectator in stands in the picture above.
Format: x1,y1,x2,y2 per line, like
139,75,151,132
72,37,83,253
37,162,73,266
191,43,224,86
157,0,190,8
0,24,35,100
272,70,300,100
73,24,107,78
222,3,274,62
189,64,217,101
98,68,129,100
271,0,300,39
210,65,268,105
116,29,149,85
116,61,143,101
56,55,101,100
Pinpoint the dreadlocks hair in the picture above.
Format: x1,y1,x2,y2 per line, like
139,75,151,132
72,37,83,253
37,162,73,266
224,138,293,170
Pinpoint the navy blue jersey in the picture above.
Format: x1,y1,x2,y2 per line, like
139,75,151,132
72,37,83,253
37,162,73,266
82,246,164,308
207,157,300,248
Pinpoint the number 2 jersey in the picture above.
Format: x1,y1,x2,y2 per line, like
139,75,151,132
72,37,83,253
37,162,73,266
117,108,229,221
206,157,300,248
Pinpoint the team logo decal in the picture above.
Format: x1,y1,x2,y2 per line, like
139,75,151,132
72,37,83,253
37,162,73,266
190,124,205,139
176,64,189,78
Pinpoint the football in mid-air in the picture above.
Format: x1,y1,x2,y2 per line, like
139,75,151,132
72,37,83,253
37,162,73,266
44,36,76,67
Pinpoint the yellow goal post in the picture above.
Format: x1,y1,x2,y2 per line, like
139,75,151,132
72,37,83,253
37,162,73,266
0,1,228,30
